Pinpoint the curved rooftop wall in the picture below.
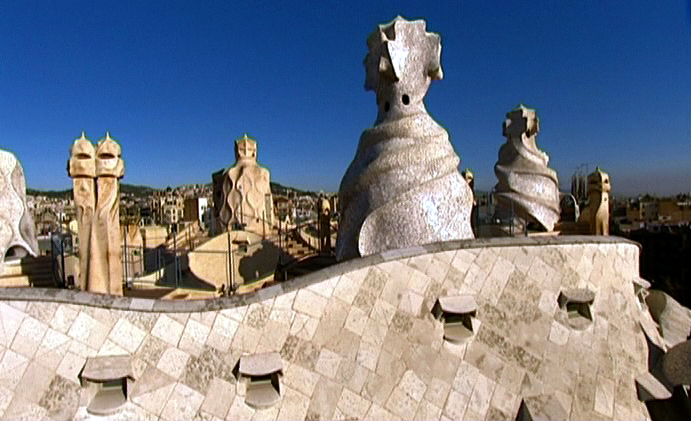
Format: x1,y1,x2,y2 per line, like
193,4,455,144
0,236,654,420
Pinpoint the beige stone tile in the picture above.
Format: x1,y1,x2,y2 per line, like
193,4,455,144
490,383,518,416
333,274,363,305
220,304,249,323
370,299,396,326
269,307,295,327
463,263,489,293
385,387,420,419
251,404,279,421
344,306,368,336
443,389,470,420
453,361,480,394
538,290,558,316
361,318,388,348
55,351,84,385
407,269,431,296
308,376,343,419
226,395,255,421
307,276,339,298
67,312,109,349
256,320,290,353
289,313,318,341
189,311,218,327
548,320,570,346
157,347,190,379
414,399,442,421
276,385,309,420
179,318,211,357
206,314,239,352
336,387,371,420
108,318,147,353
315,348,342,379
10,316,47,358
132,381,176,417
356,340,381,371
398,289,424,316
511,248,534,274
425,378,451,409
451,250,475,274
200,378,235,419
34,328,70,371
293,289,328,319
97,339,128,356
230,324,261,354
160,383,205,421
380,270,409,307
273,290,297,310
0,303,26,347
283,363,320,397
365,402,399,421
151,314,185,347
399,369,427,401
67,339,98,359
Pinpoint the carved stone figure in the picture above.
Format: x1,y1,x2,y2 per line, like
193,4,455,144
68,132,96,290
69,133,124,295
336,16,474,261
0,149,38,273
493,105,560,232
220,134,273,234
91,133,125,295
578,167,610,235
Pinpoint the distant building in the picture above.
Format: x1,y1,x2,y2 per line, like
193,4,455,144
184,197,208,226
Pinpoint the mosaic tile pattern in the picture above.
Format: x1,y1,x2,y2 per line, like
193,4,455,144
0,238,657,420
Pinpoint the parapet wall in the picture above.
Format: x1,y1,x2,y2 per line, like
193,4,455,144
0,236,652,420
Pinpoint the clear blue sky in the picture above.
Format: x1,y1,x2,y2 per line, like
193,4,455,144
1,0,689,196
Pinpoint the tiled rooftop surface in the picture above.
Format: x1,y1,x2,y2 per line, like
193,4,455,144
0,236,655,420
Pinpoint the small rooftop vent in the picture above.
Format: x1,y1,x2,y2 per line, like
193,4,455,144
432,295,479,344
235,352,283,409
557,288,595,330
79,355,134,416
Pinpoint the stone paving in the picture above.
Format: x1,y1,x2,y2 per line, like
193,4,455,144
0,236,657,420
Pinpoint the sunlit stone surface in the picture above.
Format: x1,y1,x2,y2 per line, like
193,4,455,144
493,104,560,231
336,16,474,261
0,149,38,272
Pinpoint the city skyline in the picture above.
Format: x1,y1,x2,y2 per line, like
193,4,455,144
1,0,690,197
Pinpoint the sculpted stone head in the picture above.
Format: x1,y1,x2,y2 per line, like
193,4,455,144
235,133,258,163
502,104,540,141
95,133,124,178
0,150,38,269
364,16,443,123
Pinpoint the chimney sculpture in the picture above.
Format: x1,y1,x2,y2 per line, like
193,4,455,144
336,16,474,261
68,132,124,294
0,149,39,273
493,105,560,232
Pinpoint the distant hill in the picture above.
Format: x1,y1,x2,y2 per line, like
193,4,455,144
29,181,318,199
28,183,159,198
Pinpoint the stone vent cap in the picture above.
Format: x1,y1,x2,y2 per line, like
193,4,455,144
80,355,134,383
432,295,477,319
237,352,283,409
79,356,134,416
239,352,283,377
557,288,595,307
432,295,478,344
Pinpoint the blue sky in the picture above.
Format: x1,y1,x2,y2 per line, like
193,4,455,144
1,0,689,196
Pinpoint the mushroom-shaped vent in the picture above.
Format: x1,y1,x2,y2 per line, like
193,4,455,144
237,352,283,409
432,295,478,344
79,355,134,416
557,288,595,330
